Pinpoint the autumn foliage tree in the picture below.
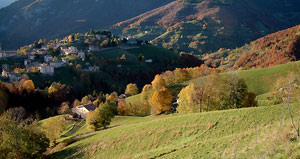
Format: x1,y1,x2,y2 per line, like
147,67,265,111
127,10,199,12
125,83,139,95
57,102,71,115
0,111,49,159
141,84,153,105
86,102,117,130
177,74,255,113
151,87,173,115
117,100,130,116
177,83,197,113
42,116,68,145
151,75,166,90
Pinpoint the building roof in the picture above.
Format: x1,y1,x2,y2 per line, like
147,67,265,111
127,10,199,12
78,103,96,111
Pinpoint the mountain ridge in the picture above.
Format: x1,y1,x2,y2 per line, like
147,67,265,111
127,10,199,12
204,24,300,70
113,0,300,55
0,0,174,50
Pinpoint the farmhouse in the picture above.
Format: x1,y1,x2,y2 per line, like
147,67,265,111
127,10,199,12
72,104,97,119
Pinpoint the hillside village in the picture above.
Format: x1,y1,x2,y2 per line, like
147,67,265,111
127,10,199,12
0,30,151,84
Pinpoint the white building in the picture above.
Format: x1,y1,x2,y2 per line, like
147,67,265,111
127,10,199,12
84,66,99,72
2,70,8,77
72,104,96,119
89,66,99,72
78,50,85,59
50,60,64,68
44,55,53,63
61,46,78,55
28,54,35,60
38,50,47,55
88,45,95,52
0,51,17,58
24,59,29,66
145,59,153,63
39,64,54,76
41,45,48,50
62,58,70,63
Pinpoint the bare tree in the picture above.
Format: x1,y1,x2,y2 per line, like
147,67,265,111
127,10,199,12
280,73,300,137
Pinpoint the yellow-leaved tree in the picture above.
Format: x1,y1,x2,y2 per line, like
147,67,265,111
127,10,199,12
125,83,139,95
42,116,68,145
177,83,197,113
151,87,173,115
141,84,153,105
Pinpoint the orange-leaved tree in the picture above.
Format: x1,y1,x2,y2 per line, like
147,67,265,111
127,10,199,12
151,87,173,115
151,74,166,90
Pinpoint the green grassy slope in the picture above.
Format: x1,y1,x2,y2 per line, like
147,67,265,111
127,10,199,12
223,61,300,95
127,61,300,105
52,104,300,159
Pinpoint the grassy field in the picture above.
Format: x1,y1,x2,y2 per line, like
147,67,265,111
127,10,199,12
93,49,138,63
223,61,300,95
126,61,300,106
51,104,300,159
45,61,300,158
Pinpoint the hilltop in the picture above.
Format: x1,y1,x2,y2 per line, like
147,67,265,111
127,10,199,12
113,0,300,54
204,25,300,70
0,0,174,49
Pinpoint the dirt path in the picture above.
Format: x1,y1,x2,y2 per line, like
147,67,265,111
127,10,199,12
63,122,81,137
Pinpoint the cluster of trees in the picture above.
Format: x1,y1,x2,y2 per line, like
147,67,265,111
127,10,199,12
160,65,219,85
117,75,174,116
0,108,49,158
0,79,73,119
114,66,219,116
177,74,257,113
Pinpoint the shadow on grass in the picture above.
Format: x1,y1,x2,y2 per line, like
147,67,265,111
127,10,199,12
50,145,85,159
49,124,120,158
50,133,97,159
